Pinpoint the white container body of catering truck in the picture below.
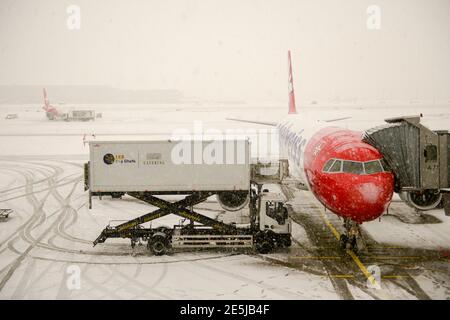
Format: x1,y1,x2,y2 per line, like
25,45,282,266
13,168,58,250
88,140,251,193
87,139,292,255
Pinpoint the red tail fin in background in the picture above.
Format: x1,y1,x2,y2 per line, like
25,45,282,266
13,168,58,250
42,88,50,110
288,50,297,114
43,88,50,110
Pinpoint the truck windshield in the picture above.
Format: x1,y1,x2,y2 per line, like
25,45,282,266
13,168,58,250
266,201,287,225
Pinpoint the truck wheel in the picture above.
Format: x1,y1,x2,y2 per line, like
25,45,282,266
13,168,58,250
278,236,292,248
256,239,274,254
255,231,275,254
255,232,274,254
148,233,168,256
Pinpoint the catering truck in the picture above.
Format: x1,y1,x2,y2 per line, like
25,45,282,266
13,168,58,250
68,110,95,121
85,139,292,255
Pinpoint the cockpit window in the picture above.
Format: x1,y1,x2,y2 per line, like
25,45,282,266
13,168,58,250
364,160,383,174
342,161,364,174
329,160,342,172
323,158,390,174
322,159,335,172
379,158,390,171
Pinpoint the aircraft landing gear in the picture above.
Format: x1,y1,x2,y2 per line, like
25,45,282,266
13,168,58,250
339,218,364,252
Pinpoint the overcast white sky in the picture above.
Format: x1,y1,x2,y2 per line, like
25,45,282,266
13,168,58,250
0,0,449,102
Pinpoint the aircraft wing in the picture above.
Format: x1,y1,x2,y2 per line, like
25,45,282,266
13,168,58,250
225,118,278,126
323,116,352,123
227,116,351,126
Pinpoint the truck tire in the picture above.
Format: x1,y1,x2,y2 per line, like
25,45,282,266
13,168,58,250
256,239,274,254
148,233,168,256
111,192,123,199
255,232,274,254
277,235,292,248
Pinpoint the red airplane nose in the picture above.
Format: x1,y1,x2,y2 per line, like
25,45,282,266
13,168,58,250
303,127,396,224
344,174,394,223
312,171,394,224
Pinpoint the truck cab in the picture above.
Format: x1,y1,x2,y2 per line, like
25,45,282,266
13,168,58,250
253,190,292,253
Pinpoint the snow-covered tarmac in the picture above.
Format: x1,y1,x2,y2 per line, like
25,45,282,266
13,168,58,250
0,103,449,299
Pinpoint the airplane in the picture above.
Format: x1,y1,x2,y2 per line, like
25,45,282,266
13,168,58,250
228,51,395,251
42,88,67,120
42,88,95,121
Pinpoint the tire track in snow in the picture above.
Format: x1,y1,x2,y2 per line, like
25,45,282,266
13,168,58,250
0,161,80,292
10,161,171,299
188,254,302,299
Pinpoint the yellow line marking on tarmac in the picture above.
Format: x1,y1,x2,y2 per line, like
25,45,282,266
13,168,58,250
317,211,392,299
324,274,410,279
318,211,341,241
346,249,380,286
290,256,341,260
367,246,405,249
365,256,421,260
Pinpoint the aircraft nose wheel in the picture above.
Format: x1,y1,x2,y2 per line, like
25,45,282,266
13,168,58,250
340,218,363,252
339,234,358,252
339,234,349,249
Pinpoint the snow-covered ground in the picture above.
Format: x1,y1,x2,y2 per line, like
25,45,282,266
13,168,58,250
0,103,449,299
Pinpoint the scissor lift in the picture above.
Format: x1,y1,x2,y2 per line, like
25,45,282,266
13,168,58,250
92,161,292,255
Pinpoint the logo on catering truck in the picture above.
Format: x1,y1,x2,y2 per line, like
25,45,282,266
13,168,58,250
103,153,136,165
143,153,165,165
103,153,115,165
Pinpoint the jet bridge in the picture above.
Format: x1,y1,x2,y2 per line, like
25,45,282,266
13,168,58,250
363,115,450,214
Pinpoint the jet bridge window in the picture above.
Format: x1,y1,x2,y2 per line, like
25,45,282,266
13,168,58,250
265,201,288,225
424,145,438,162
